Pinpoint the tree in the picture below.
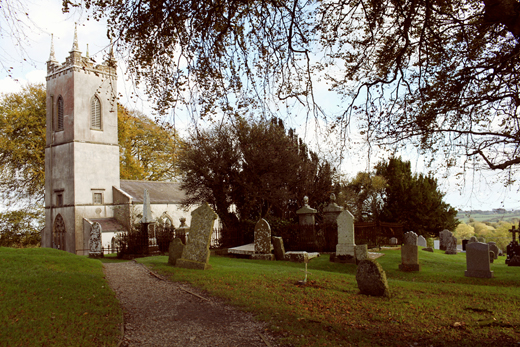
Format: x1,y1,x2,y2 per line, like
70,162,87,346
118,106,180,181
0,207,43,247
375,157,459,237
338,172,387,222
0,83,46,204
177,117,335,230
66,0,520,176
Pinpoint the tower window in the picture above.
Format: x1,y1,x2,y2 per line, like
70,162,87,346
93,192,103,204
56,194,63,207
56,96,64,131
91,96,101,130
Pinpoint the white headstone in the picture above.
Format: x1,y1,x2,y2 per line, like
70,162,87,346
336,210,355,256
417,235,427,247
140,189,155,224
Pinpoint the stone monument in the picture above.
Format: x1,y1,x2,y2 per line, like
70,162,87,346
252,219,275,260
445,234,458,255
399,231,420,271
506,225,520,266
465,242,494,278
356,260,390,297
296,196,319,251
439,229,451,251
168,238,185,266
417,235,427,247
323,193,343,251
176,203,218,270
88,222,103,258
332,209,356,263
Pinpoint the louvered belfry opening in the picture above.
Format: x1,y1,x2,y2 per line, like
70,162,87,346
91,95,101,129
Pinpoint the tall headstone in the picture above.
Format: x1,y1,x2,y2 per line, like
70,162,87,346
88,222,103,258
417,235,427,247
252,219,275,260
439,229,451,251
445,234,458,255
399,231,420,271
336,210,356,257
176,203,218,270
465,242,494,278
323,193,343,251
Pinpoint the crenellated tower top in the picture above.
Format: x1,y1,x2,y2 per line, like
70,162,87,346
46,24,117,79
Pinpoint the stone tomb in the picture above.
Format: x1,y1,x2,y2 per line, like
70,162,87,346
88,222,103,258
252,219,275,261
417,235,427,247
176,203,218,270
465,242,494,278
399,231,420,272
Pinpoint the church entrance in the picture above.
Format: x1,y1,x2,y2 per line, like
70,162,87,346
53,214,66,251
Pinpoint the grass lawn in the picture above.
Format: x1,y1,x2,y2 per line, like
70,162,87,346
0,247,122,347
139,249,520,347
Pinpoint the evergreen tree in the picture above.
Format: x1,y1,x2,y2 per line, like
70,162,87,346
375,157,459,237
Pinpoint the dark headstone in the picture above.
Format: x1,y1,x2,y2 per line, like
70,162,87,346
356,260,390,297
168,238,185,266
488,242,498,260
462,239,469,251
465,242,493,278
399,244,420,271
272,236,286,261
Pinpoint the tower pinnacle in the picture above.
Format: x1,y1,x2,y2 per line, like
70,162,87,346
49,34,57,62
72,22,79,52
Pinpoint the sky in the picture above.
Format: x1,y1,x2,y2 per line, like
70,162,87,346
2,0,520,212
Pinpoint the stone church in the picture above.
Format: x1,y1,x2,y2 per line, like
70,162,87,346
41,28,196,255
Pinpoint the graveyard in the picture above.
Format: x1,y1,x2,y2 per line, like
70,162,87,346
2,245,519,346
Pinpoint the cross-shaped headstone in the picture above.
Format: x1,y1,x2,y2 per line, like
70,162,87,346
509,225,519,242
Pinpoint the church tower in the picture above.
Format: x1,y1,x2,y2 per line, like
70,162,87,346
42,26,120,254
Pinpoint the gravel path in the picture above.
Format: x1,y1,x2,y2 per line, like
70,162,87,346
104,262,277,347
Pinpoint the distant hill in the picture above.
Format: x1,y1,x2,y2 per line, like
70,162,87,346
456,210,520,224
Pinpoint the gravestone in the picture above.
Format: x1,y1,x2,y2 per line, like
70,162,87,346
272,236,286,261
355,244,368,264
88,222,103,258
356,260,390,297
488,242,499,260
404,231,418,246
336,210,356,258
176,203,218,270
168,238,185,266
433,240,440,250
489,251,495,264
465,242,494,278
445,234,458,255
462,239,469,251
254,219,271,254
468,236,478,244
399,231,420,271
389,237,398,245
439,229,451,251
417,235,427,247
506,225,520,266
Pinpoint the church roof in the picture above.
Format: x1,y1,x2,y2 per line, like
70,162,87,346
119,180,187,204
90,218,126,232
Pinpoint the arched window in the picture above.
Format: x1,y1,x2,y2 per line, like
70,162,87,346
53,214,66,251
91,95,101,129
56,96,64,131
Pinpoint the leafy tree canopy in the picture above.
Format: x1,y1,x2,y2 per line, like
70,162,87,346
177,117,336,229
65,0,520,175
375,157,459,237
